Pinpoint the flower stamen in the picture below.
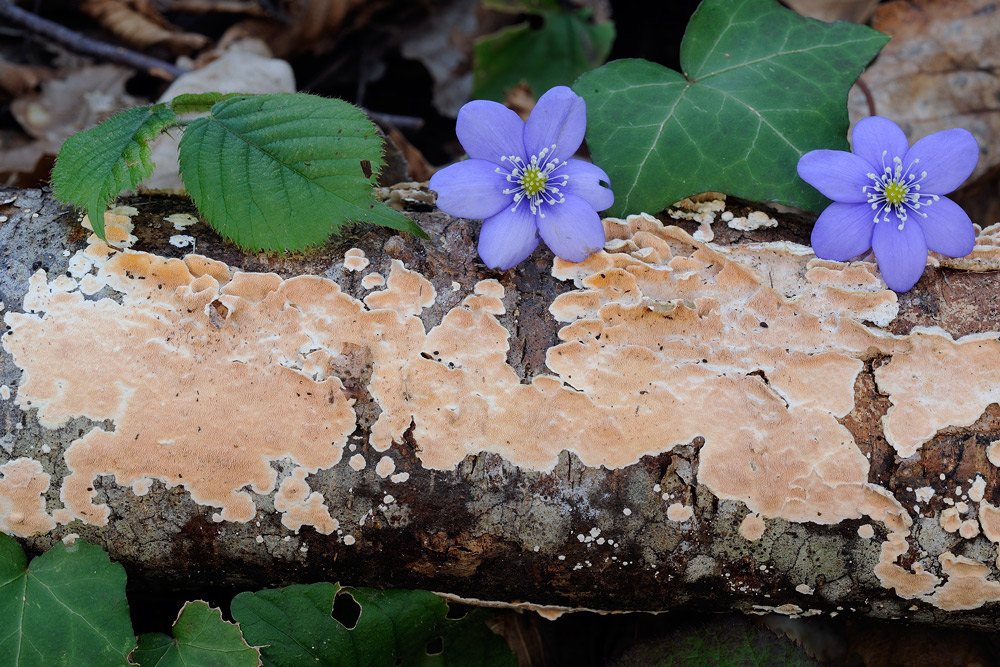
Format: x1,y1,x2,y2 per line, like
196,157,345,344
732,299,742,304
862,150,938,230
497,144,569,216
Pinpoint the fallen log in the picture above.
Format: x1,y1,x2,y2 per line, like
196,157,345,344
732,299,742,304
3,184,1000,629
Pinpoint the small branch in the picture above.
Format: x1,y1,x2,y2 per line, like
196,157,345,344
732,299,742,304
856,77,877,118
0,0,187,80
366,110,424,132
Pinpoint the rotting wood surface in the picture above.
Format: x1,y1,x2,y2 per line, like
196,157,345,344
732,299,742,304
3,185,1000,630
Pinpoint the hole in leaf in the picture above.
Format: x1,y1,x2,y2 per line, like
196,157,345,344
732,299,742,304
332,591,361,630
445,601,472,620
425,636,444,655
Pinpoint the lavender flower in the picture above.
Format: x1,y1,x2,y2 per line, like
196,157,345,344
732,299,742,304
797,116,979,292
429,86,614,270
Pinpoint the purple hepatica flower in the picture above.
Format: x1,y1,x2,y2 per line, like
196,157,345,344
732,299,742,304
798,116,979,293
429,86,614,270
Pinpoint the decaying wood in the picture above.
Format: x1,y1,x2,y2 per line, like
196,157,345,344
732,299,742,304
3,185,1000,630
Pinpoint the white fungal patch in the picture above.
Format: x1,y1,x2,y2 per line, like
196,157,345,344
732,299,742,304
169,235,196,248
914,487,935,503
727,210,778,231
0,385,9,400
165,213,198,230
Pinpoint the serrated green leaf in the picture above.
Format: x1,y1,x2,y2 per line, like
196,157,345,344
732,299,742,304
177,93,427,252
51,104,177,240
169,92,244,115
0,534,135,667
475,10,614,102
231,583,515,667
573,0,888,217
131,600,259,667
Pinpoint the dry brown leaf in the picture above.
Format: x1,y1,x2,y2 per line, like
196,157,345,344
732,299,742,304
162,0,270,16
10,64,138,143
81,0,210,54
220,0,373,57
0,60,52,97
504,81,536,122
783,0,879,23
387,127,434,182
847,0,1000,186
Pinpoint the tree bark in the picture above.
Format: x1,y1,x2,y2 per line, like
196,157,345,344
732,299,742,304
3,185,1000,630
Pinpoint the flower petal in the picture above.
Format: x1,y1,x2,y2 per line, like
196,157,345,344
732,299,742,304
536,193,605,263
429,159,513,219
559,160,614,212
456,100,526,163
797,150,871,203
523,86,587,163
916,195,975,258
851,116,910,170
810,202,876,261
903,127,979,194
478,204,540,270
872,213,928,292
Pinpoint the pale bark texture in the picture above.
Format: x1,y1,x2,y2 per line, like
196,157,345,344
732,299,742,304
3,185,1000,630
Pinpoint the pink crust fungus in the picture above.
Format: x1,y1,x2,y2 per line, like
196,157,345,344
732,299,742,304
375,456,395,478
667,503,693,522
8,209,1000,611
344,248,370,272
989,441,1000,467
739,514,766,541
0,458,55,537
875,330,1000,457
274,468,338,534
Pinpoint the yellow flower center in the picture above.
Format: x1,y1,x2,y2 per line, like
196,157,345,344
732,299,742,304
883,180,907,205
520,166,547,196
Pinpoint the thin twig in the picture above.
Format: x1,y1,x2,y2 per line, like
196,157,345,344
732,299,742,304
856,76,877,118
366,110,424,132
0,0,187,80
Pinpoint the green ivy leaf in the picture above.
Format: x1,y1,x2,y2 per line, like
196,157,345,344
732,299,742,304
178,93,427,252
169,92,243,115
231,583,515,667
0,534,135,667
51,104,177,240
474,10,614,102
131,600,259,667
573,0,888,217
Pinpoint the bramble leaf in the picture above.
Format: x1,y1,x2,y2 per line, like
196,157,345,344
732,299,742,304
0,534,135,667
168,92,243,115
573,0,888,217
475,9,614,102
178,93,427,252
231,582,516,666
51,104,177,240
131,601,259,667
